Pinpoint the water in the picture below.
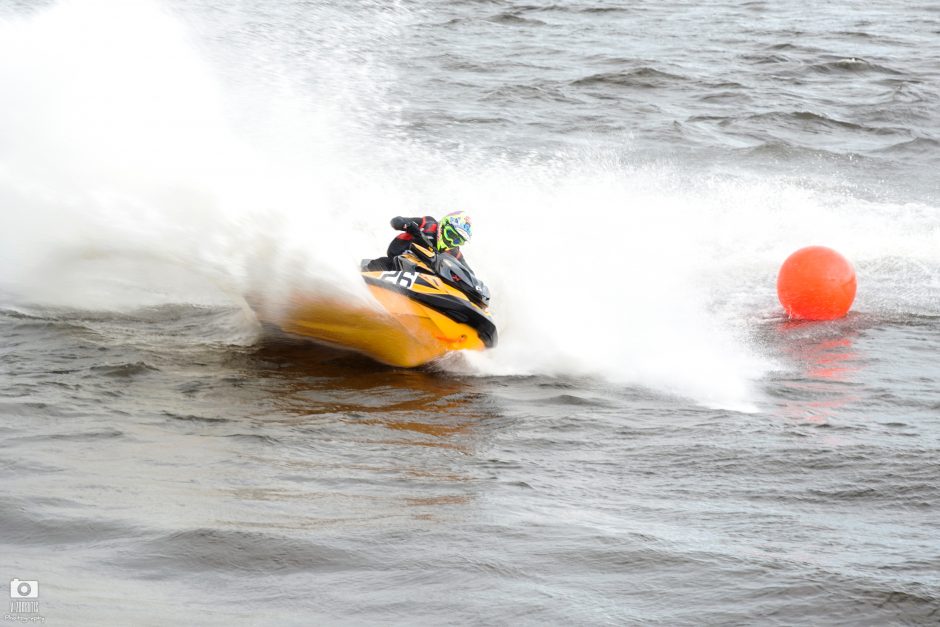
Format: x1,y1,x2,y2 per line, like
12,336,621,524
1,0,939,624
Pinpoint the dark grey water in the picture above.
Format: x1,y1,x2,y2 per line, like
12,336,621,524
3,306,938,625
1,0,939,625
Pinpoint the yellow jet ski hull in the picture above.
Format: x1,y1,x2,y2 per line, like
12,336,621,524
265,253,497,367
273,290,484,367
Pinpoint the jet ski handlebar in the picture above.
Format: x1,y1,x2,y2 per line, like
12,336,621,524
401,222,490,307
405,222,435,252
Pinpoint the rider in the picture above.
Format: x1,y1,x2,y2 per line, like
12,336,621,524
369,211,473,270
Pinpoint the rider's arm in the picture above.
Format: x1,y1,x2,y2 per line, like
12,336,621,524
390,216,423,231
391,216,437,234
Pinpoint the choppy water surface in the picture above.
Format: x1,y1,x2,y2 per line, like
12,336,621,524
1,0,939,624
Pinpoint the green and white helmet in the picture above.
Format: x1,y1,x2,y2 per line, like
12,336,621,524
437,211,473,251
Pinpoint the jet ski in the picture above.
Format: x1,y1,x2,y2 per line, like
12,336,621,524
267,230,497,368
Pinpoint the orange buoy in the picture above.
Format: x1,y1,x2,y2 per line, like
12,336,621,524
777,246,857,320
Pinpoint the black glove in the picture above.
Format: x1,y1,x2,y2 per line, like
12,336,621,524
405,221,422,237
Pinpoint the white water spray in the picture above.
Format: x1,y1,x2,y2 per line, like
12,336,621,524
2,0,938,410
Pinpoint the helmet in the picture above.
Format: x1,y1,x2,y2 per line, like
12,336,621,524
437,211,472,251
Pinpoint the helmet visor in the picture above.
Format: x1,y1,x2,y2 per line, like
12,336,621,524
440,223,469,248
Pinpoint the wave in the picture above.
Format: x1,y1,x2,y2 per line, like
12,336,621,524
747,110,895,133
805,57,904,76
740,140,863,161
871,136,940,156
485,11,546,26
442,12,546,27
0,499,134,545
571,67,687,89
739,53,793,65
